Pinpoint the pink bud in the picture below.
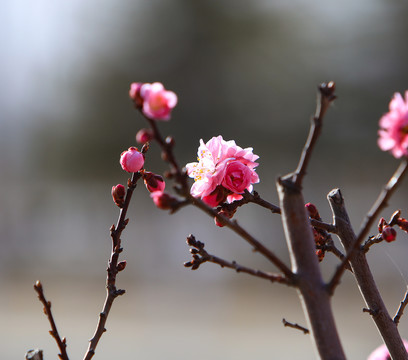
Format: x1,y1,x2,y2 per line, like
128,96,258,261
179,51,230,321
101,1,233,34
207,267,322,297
382,226,397,242
129,82,144,108
139,82,178,121
136,128,154,144
111,184,126,207
305,203,320,219
120,147,145,173
150,191,177,210
143,171,166,193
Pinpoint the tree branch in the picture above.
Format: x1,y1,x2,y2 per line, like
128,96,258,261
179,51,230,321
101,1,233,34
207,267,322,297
184,234,290,284
328,160,408,293
82,171,142,360
394,288,408,326
326,188,408,360
33,281,69,360
291,82,336,187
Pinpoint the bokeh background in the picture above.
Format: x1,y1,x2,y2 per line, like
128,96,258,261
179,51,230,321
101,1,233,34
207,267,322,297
2,0,408,359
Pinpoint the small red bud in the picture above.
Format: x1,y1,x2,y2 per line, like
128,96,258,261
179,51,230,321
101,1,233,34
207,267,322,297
136,128,154,144
117,261,127,272
397,218,408,233
143,171,166,193
150,191,177,210
214,208,236,227
378,217,386,233
382,226,397,242
305,203,320,220
316,249,325,262
112,184,126,207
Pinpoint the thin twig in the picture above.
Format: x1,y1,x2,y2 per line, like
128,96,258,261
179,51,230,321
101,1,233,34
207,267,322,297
292,82,336,187
282,318,310,334
328,160,408,293
394,288,408,325
185,235,289,284
83,171,142,360
33,281,69,360
362,234,383,253
189,194,295,281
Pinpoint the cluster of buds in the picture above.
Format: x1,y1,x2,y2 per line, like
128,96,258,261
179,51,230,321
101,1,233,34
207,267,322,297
377,210,408,243
129,82,177,121
305,203,327,262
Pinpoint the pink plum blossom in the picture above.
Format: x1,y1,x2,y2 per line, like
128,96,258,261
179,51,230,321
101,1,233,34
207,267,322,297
367,340,408,360
378,91,408,158
120,147,145,173
139,82,178,121
186,135,259,207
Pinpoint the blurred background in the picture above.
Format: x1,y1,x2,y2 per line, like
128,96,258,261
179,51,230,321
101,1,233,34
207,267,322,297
2,0,408,358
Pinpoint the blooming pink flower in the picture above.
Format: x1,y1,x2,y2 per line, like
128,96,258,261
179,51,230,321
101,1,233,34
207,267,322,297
378,91,408,158
186,136,259,207
120,147,145,173
139,82,178,121
367,340,408,360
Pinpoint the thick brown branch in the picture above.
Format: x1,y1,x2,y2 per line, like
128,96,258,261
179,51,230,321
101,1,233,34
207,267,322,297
292,82,336,187
394,288,408,326
83,172,141,360
327,188,408,360
328,160,408,293
185,235,289,284
277,177,346,360
282,318,310,334
33,281,69,360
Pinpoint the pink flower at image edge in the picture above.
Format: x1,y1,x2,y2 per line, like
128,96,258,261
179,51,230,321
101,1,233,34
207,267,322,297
139,82,178,121
378,91,408,158
186,135,259,207
367,340,408,360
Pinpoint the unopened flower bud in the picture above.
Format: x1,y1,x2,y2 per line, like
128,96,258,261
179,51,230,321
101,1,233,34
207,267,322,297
397,218,408,233
143,171,165,193
136,128,154,144
378,217,386,233
150,191,177,210
382,226,397,242
117,261,127,272
120,147,145,173
305,203,320,219
316,249,325,262
129,82,144,108
112,184,126,207
214,208,236,227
